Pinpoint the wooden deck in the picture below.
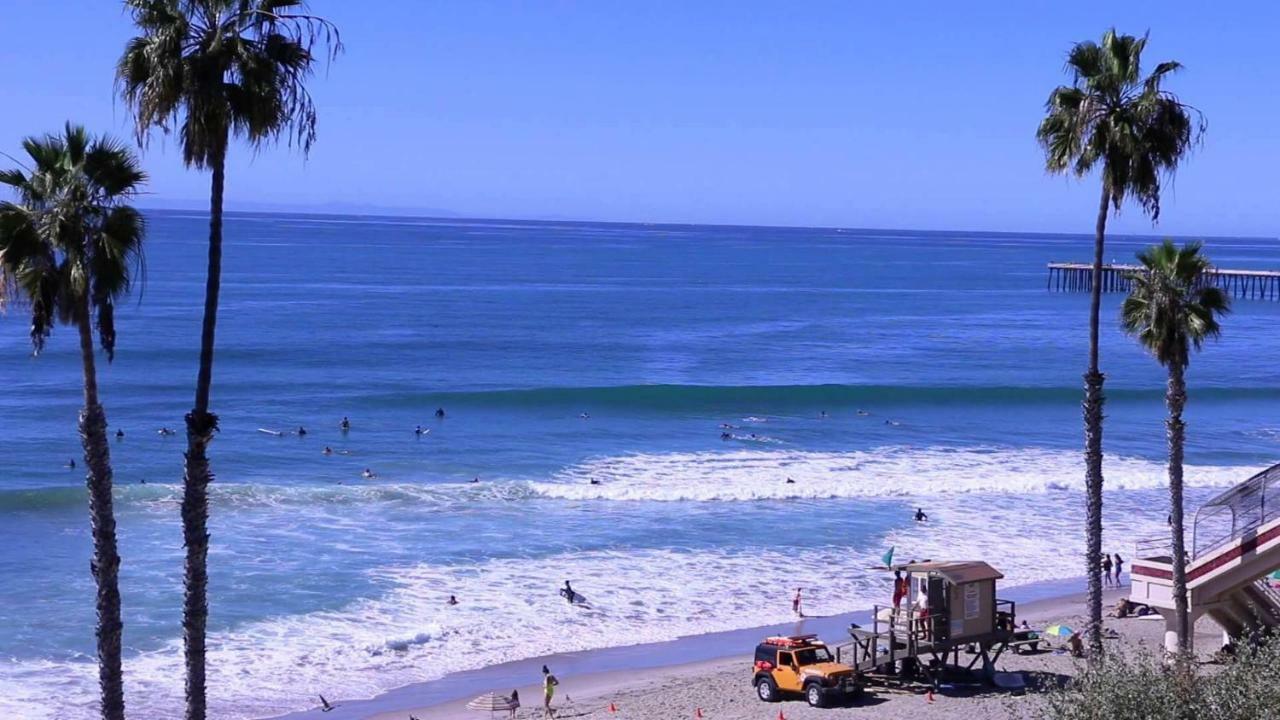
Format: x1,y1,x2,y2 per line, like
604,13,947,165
1047,262,1280,300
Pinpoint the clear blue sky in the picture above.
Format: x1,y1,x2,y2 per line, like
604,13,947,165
2,1,1277,235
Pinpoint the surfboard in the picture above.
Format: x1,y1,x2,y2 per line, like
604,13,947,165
257,428,284,436
559,588,587,604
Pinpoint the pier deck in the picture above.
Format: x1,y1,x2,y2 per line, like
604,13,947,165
1047,262,1280,300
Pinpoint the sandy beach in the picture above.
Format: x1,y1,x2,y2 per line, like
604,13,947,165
271,585,1224,720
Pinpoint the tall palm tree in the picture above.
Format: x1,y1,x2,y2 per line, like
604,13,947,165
116,3,338,718
0,124,147,720
1036,29,1203,656
1121,240,1229,657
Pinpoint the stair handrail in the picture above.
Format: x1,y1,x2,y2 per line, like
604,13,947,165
1192,463,1280,560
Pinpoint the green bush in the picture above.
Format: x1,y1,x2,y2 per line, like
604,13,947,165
1031,638,1280,720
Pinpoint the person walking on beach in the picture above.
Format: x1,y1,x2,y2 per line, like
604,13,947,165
1113,552,1125,585
542,665,559,718
1101,553,1113,587
792,587,803,617
508,689,520,719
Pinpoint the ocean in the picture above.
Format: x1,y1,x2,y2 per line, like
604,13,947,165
1,213,1277,719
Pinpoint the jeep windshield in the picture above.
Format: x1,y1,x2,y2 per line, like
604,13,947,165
794,647,833,665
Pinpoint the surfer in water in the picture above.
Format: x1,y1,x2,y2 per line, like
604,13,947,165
435,407,446,419
414,425,424,436
340,416,350,432
361,468,377,479
322,446,333,456
785,477,795,484
66,459,76,469
115,429,125,440
297,426,307,437
157,427,175,436
588,478,602,485
914,508,929,522
447,595,459,606
562,580,577,604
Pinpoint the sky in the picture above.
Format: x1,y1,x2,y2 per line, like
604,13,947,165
1,1,1278,236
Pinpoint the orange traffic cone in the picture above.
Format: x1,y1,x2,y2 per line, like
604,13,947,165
777,711,787,720
608,701,618,713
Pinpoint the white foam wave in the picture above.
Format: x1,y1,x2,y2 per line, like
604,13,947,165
531,446,1257,502
0,485,1199,720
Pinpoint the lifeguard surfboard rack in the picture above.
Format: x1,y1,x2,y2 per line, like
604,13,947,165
835,561,1017,687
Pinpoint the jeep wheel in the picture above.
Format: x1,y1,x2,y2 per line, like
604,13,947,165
805,683,825,708
755,677,779,702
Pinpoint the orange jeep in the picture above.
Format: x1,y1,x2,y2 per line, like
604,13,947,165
752,635,862,707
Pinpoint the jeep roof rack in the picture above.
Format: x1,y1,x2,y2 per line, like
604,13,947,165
762,634,821,647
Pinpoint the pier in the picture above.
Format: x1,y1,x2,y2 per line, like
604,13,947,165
1047,262,1280,301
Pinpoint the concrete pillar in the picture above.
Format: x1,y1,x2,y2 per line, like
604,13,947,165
1162,610,1179,654
1159,609,1200,654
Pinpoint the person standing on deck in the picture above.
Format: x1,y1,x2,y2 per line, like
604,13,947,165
892,570,909,612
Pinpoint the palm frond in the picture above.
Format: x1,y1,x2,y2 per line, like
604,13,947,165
118,0,341,168
1121,240,1230,368
0,126,148,357
1038,29,1203,225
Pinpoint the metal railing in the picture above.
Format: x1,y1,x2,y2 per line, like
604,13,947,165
1192,463,1280,559
1135,536,1173,562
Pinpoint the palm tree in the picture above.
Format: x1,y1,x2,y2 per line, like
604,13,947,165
0,124,147,720
1036,28,1203,656
116,3,338,718
1121,240,1229,657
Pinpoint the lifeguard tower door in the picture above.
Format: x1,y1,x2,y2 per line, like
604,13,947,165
927,577,948,642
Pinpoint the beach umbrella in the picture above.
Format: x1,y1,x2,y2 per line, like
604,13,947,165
1043,624,1074,638
466,692,515,717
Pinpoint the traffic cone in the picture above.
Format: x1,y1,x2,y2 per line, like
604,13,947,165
777,711,787,720
607,701,618,713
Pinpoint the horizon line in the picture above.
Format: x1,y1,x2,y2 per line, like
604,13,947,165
135,202,1280,243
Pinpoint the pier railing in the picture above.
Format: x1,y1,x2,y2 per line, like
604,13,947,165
1047,263,1280,301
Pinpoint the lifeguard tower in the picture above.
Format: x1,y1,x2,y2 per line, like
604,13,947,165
838,561,1017,685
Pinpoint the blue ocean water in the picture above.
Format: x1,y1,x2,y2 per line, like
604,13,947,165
1,214,1277,718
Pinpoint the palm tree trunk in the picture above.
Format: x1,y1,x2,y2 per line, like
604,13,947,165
1167,362,1190,658
1083,183,1109,658
78,307,125,720
183,146,226,720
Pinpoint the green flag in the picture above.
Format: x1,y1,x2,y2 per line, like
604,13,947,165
881,546,895,568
